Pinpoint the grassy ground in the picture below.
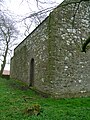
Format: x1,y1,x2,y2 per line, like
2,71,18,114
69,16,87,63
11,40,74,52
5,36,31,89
0,77,90,120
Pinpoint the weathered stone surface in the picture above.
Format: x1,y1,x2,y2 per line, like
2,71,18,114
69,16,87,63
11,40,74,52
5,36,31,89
10,0,90,98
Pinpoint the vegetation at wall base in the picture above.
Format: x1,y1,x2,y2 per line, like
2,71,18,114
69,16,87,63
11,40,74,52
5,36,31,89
0,77,90,120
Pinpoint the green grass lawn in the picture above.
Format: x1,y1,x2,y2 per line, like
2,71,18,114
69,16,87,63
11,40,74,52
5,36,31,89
0,77,90,120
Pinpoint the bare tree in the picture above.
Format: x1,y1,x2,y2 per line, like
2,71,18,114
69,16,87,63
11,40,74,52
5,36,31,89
0,13,19,76
23,19,33,37
20,0,57,36
0,0,4,11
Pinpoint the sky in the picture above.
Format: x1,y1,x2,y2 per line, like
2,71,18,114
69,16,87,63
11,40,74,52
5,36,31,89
0,0,64,70
5,0,64,16
4,0,64,42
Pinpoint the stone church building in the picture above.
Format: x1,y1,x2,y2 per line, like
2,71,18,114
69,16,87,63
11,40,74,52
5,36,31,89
10,0,90,98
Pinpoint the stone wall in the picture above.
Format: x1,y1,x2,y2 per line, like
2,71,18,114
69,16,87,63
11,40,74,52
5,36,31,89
46,0,90,97
10,44,29,84
11,0,90,98
11,18,53,89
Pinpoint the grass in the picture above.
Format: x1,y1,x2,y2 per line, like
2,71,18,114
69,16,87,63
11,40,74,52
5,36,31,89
0,77,90,120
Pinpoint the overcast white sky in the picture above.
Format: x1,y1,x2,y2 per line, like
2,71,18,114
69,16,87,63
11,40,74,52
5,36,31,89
1,0,64,70
5,0,64,16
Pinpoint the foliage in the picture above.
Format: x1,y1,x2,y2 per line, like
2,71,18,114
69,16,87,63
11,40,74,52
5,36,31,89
0,77,90,120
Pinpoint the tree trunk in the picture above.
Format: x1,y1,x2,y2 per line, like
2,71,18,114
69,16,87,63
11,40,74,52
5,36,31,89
0,44,8,76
